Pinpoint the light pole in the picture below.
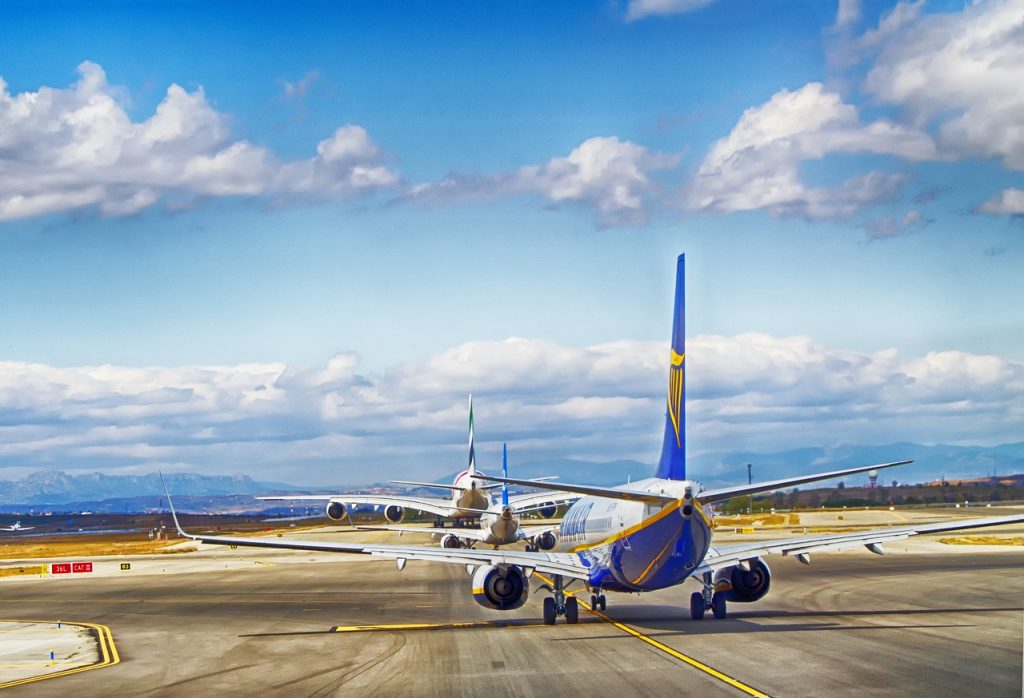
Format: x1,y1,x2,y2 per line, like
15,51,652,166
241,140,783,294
747,463,752,515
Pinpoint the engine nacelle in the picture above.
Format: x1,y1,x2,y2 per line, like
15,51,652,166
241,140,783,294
532,531,557,551
713,558,771,603
383,505,405,523
537,504,558,519
440,533,462,549
325,501,347,521
471,564,529,611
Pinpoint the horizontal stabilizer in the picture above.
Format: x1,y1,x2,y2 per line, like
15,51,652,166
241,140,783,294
478,475,675,505
698,459,911,504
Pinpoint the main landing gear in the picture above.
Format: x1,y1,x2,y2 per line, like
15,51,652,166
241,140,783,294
690,572,727,620
540,575,580,625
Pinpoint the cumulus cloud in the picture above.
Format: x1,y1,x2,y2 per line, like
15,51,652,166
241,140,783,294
0,62,399,221
860,0,1024,169
978,188,1024,216
407,136,680,227
0,334,1020,483
624,0,717,21
686,82,937,219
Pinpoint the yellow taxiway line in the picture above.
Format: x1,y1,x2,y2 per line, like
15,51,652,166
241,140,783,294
534,574,769,698
0,618,119,690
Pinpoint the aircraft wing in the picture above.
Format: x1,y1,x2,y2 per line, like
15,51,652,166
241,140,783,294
694,512,1024,576
164,499,589,581
698,460,912,504
256,494,485,518
507,490,580,513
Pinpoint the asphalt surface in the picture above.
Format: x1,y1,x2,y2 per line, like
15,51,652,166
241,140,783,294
1,538,1021,696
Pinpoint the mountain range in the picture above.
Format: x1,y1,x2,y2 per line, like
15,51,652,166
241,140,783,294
1,442,1021,512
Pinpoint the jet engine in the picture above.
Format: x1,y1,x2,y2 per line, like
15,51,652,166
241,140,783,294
383,505,406,523
471,564,529,611
325,501,347,521
440,533,461,549
537,504,558,519
713,558,771,603
532,531,557,551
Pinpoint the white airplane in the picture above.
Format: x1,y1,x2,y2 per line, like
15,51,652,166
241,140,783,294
0,521,34,532
357,444,563,551
258,396,575,550
164,254,1024,625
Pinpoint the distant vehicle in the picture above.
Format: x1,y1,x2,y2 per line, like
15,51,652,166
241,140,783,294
165,254,1024,625
357,444,563,551
258,395,575,550
0,521,35,532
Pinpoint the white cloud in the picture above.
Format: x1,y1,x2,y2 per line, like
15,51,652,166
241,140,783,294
861,0,1024,169
686,82,937,218
408,136,680,227
0,333,1019,483
0,62,399,221
624,0,717,21
280,70,320,100
979,188,1024,216
864,209,929,239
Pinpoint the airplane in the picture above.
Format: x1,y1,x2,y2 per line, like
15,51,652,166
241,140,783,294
356,444,564,551
257,396,575,550
0,521,35,532
163,253,1024,625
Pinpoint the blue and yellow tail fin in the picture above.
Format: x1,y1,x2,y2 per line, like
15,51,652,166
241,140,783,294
502,443,509,508
655,254,686,481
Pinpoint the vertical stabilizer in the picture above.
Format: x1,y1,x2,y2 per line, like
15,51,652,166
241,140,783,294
655,254,686,480
501,443,509,508
467,394,477,474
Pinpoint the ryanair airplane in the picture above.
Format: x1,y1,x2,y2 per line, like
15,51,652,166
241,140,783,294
165,254,1024,625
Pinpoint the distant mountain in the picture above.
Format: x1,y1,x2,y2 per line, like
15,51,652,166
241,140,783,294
0,470,294,506
2,442,1021,512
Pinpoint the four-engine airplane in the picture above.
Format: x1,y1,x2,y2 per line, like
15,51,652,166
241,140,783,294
357,444,563,551
164,254,1024,625
258,396,574,551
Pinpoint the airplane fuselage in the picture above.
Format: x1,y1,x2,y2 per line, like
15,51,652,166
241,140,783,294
556,477,713,593
451,469,491,517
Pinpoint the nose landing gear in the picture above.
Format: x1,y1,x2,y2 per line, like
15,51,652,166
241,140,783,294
690,572,727,620
540,575,581,625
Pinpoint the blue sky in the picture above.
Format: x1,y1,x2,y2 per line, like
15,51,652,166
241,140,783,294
0,0,1021,484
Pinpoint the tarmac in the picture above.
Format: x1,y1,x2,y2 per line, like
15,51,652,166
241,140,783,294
0,507,1021,696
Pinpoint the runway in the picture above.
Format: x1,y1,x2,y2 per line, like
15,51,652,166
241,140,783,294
1,539,1021,696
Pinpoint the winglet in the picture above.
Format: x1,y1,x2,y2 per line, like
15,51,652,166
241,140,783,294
501,443,509,508
159,472,194,540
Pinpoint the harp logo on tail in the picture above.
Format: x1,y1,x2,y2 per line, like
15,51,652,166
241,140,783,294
667,349,684,447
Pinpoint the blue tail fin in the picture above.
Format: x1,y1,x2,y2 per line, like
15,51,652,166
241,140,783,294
467,394,477,474
501,443,509,508
655,254,686,480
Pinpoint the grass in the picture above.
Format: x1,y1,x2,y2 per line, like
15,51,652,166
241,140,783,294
0,539,196,560
938,536,1024,546
714,513,800,527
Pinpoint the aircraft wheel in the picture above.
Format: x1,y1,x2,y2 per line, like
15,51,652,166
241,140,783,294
590,594,598,609
543,597,557,625
565,596,579,624
712,592,727,620
598,595,606,611
689,591,705,620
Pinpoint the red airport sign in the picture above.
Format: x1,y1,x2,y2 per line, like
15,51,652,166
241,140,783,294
72,562,93,573
51,563,71,574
